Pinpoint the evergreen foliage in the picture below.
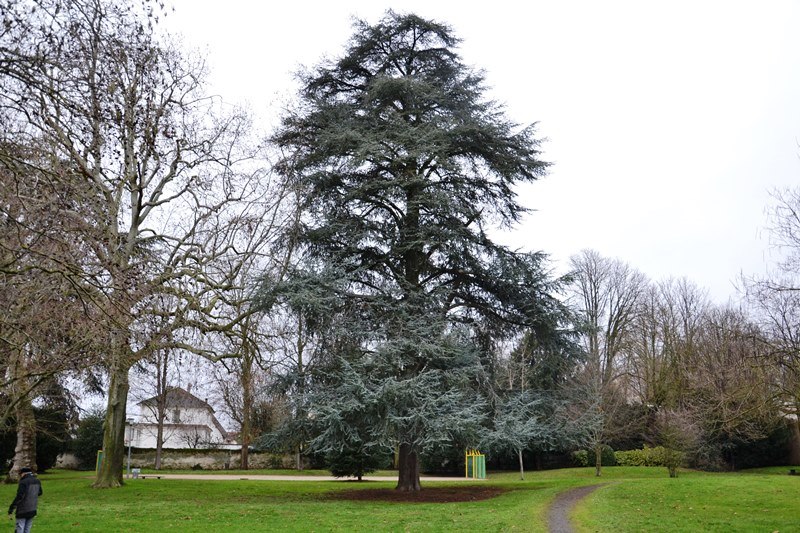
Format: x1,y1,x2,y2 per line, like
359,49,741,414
71,409,106,470
267,11,568,490
480,390,596,479
480,393,555,458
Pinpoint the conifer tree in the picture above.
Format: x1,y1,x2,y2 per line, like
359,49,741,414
271,11,566,491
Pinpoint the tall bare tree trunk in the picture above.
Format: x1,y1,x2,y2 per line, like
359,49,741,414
396,442,421,492
240,427,250,470
517,449,525,481
240,339,253,470
595,444,603,477
240,385,251,470
94,362,130,488
8,396,37,482
154,421,164,470
6,353,37,482
154,351,169,470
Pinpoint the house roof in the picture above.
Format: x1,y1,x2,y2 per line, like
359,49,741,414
137,387,230,440
138,387,215,412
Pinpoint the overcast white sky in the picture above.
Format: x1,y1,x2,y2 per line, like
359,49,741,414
165,0,800,304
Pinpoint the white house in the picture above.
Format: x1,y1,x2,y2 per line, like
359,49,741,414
129,387,238,450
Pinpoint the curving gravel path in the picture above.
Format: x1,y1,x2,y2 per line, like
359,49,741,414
547,484,606,533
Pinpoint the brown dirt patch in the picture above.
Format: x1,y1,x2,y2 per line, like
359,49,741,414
330,485,509,503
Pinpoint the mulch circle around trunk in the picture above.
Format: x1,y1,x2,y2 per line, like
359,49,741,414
329,485,510,503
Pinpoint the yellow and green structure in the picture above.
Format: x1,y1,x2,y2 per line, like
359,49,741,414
465,449,486,479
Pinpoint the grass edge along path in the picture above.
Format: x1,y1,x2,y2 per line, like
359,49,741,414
548,483,607,533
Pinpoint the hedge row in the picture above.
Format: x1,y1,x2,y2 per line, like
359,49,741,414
614,446,672,467
572,445,674,468
571,446,617,467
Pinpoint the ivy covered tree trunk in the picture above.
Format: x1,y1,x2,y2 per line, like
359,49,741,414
396,443,421,492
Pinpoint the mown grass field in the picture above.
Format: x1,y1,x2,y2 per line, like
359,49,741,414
1,467,797,532
575,467,800,532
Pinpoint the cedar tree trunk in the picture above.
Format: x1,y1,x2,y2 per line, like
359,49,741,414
396,442,421,492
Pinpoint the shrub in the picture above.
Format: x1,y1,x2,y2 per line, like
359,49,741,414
572,446,616,468
571,450,589,467
267,454,285,469
587,445,617,467
326,447,391,480
615,445,671,467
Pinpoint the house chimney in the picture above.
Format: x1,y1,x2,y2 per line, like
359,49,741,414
187,383,192,394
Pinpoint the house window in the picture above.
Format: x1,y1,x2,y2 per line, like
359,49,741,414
172,409,181,423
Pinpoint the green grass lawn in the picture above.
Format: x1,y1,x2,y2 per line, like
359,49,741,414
134,468,400,476
136,467,333,476
575,467,800,533
1,467,797,532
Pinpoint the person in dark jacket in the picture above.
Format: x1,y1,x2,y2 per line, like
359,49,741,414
7,467,42,533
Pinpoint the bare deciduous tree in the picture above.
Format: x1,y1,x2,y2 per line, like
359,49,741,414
0,139,104,479
627,279,708,408
569,249,648,475
745,187,800,465
653,408,702,477
1,0,284,487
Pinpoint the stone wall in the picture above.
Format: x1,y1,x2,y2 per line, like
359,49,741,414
128,450,296,470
